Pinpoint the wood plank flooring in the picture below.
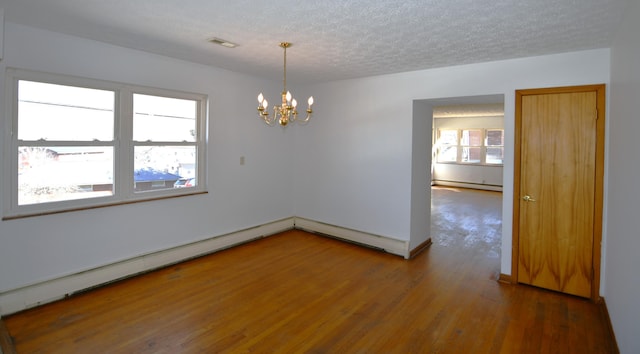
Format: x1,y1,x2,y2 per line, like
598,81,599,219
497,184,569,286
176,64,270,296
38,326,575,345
2,187,617,353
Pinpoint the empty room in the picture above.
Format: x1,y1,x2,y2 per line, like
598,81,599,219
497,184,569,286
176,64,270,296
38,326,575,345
1,1,639,353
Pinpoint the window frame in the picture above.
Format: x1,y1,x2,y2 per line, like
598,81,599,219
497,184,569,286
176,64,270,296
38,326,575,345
460,129,483,164
436,128,504,166
3,68,208,219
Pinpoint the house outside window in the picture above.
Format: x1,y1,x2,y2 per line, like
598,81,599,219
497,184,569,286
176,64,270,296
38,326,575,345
3,69,207,218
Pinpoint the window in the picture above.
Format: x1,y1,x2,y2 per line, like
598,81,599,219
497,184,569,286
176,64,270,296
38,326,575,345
436,128,504,166
461,129,482,163
4,69,207,218
437,129,458,162
132,94,200,193
485,129,504,164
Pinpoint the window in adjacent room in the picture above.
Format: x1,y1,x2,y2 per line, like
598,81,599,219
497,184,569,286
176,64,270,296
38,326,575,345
485,129,504,164
437,129,458,162
460,129,482,163
436,128,504,165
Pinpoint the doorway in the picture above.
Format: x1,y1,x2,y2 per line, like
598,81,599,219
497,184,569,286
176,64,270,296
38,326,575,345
426,95,505,273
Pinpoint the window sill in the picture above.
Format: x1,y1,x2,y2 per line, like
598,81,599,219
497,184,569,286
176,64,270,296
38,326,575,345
2,190,208,220
434,162,504,167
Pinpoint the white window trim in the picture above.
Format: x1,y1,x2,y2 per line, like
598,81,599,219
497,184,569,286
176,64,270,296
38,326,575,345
3,68,208,219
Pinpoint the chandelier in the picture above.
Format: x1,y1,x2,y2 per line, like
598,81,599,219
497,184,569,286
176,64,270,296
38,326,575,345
257,42,314,127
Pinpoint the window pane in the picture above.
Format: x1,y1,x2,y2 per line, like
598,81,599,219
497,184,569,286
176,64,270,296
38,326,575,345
133,94,197,142
487,130,504,146
18,81,114,141
461,130,482,146
438,146,457,162
134,146,196,192
461,147,481,163
18,146,113,205
487,147,504,164
438,130,458,145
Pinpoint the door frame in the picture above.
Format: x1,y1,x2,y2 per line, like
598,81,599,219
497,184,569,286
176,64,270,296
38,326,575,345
511,84,606,301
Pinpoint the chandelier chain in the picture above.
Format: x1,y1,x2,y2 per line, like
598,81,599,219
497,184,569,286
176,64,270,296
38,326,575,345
283,43,287,93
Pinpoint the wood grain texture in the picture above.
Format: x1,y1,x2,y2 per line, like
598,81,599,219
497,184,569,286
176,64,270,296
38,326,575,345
0,318,17,354
519,91,596,297
3,188,617,353
514,84,605,300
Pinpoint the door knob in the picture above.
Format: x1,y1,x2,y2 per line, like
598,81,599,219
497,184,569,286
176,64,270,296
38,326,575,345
523,195,537,202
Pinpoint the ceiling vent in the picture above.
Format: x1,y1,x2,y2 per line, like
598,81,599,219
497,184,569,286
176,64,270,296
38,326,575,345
208,37,238,48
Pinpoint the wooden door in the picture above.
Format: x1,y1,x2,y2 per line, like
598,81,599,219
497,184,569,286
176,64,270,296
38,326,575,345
513,85,605,299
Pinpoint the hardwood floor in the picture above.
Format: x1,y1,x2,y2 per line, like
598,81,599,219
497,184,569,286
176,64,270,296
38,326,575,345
2,187,617,353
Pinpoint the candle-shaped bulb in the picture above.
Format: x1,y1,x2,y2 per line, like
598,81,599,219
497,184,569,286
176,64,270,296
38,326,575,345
262,99,268,109
292,98,298,108
286,91,292,103
258,93,264,103
308,96,314,106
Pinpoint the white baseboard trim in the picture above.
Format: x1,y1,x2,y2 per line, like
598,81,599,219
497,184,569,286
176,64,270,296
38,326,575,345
0,217,411,316
432,180,503,192
0,218,294,316
293,217,409,258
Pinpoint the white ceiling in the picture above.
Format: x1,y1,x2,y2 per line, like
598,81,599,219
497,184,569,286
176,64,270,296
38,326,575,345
0,0,628,84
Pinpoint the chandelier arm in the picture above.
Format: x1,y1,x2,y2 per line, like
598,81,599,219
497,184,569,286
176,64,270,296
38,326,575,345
273,105,282,121
257,109,267,122
259,111,274,126
297,111,312,124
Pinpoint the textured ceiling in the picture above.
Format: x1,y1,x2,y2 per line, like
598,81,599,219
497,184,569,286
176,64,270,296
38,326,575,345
0,0,628,84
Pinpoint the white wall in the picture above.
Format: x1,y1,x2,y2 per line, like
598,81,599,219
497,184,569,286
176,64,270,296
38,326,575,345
433,164,503,189
294,48,610,277
0,23,293,294
409,101,432,250
607,0,640,352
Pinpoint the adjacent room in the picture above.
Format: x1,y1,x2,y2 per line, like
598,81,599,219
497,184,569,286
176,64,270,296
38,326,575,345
0,0,639,353
431,101,504,192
